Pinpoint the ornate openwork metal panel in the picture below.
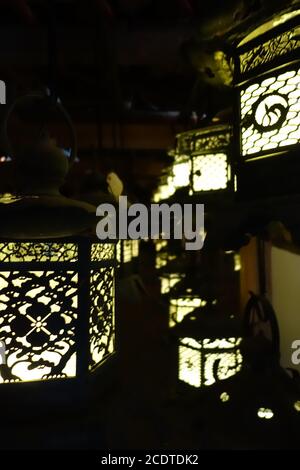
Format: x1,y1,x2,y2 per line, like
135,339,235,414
191,126,231,193
240,68,300,158
0,269,77,383
193,129,231,154
91,243,114,261
178,337,243,388
0,242,78,262
192,153,229,192
240,27,300,75
89,267,115,371
0,240,116,384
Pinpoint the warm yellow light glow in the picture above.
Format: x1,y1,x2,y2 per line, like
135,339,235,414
155,240,168,252
220,392,230,402
123,240,133,263
257,408,274,419
203,349,243,386
0,270,78,383
179,343,201,388
91,243,114,261
160,273,182,295
153,176,175,202
155,251,176,270
0,193,23,204
241,68,300,157
294,401,300,412
0,241,116,382
116,241,122,264
169,297,203,327
89,268,115,370
213,51,233,86
178,337,242,388
192,153,229,191
203,337,242,349
132,240,139,258
119,239,140,264
172,160,191,189
234,254,242,271
239,10,300,46
234,175,238,192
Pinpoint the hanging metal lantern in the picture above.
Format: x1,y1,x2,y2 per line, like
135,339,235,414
233,7,300,198
0,94,116,410
171,303,242,389
168,124,233,198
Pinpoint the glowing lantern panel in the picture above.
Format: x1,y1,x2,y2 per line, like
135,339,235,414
192,153,229,192
178,336,243,388
0,241,116,383
240,69,300,158
236,10,300,161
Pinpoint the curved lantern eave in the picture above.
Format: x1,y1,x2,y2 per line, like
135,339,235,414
0,194,97,239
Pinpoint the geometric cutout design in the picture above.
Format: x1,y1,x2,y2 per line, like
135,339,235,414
240,67,300,157
192,153,229,191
